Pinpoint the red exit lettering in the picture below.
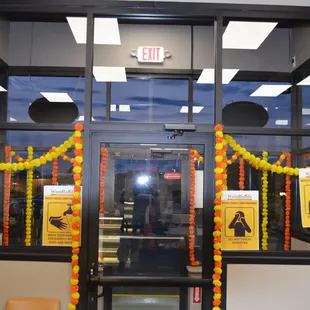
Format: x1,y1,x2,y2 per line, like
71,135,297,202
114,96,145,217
137,46,164,63
142,47,161,61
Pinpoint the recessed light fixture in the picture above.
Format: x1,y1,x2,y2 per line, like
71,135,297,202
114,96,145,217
119,105,130,112
302,108,310,115
40,92,74,102
67,17,121,45
111,104,116,112
180,106,204,113
197,69,239,84
275,120,289,125
77,115,95,121
250,85,291,97
275,106,279,110
93,66,127,82
0,86,7,92
297,75,310,86
223,21,277,49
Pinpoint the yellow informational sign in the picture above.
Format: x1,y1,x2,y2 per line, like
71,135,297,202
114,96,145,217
299,169,310,228
222,191,259,251
42,186,81,246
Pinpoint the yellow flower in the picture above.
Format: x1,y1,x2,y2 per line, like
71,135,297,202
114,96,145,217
70,279,79,285
214,255,222,262
72,254,79,261
214,268,222,275
72,241,80,248
214,293,221,299
262,151,268,157
214,243,221,250
213,280,222,286
72,265,80,274
214,217,222,224
215,144,223,150
213,231,221,237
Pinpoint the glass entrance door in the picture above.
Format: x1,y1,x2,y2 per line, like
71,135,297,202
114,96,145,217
86,132,214,310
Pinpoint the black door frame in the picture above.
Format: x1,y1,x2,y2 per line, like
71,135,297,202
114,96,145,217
83,129,215,310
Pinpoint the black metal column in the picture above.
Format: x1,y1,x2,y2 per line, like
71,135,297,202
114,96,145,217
80,11,95,310
214,14,223,125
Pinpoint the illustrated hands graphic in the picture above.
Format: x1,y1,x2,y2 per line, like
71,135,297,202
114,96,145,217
49,216,68,231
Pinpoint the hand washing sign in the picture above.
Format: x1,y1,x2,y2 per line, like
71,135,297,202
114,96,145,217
42,186,81,246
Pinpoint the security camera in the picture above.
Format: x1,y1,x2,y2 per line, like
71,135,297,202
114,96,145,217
163,124,196,132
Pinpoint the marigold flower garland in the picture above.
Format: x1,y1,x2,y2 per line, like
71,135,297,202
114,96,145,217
239,158,245,190
284,152,291,250
3,146,11,246
189,150,199,266
261,151,269,250
224,135,299,176
226,152,239,165
213,124,227,310
25,146,34,246
52,157,59,185
68,123,83,310
99,148,107,218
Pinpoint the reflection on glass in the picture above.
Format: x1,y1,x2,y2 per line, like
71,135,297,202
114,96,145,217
8,76,85,123
227,158,285,250
193,81,214,123
222,81,291,128
2,150,74,246
110,78,189,123
98,145,204,276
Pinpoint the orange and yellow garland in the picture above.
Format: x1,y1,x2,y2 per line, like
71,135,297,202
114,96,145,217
239,158,245,190
284,152,291,250
52,157,58,185
3,146,11,245
25,146,34,246
68,123,83,310
99,148,107,218
213,124,227,310
189,150,200,266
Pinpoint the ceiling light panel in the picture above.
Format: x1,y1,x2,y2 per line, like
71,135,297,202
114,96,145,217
111,104,116,112
180,106,204,113
67,17,120,45
250,85,291,97
197,69,239,84
302,108,310,115
77,116,95,121
298,75,310,86
275,120,289,125
119,105,130,112
93,66,127,82
223,21,278,50
40,92,73,102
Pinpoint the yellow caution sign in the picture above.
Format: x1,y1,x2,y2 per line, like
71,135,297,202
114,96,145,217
299,169,310,228
222,191,259,251
42,186,81,246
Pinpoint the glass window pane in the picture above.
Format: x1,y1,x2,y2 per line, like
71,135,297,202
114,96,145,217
8,76,85,123
223,81,291,128
98,144,204,275
109,78,188,123
7,16,86,124
193,81,214,123
231,135,291,152
221,18,291,129
0,131,74,246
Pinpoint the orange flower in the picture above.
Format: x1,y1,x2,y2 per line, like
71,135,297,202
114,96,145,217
75,123,84,131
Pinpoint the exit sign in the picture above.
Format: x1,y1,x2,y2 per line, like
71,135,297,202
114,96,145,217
131,46,171,64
